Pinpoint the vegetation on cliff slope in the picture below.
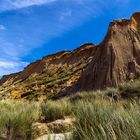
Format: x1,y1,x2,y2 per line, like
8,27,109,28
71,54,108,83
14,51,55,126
0,44,96,101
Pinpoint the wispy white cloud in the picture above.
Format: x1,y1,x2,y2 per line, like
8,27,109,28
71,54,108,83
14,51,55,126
59,9,72,21
0,60,28,75
0,60,25,69
0,0,56,12
0,37,30,75
0,25,6,30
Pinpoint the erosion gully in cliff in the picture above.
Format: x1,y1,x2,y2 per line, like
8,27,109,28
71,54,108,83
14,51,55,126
0,12,140,100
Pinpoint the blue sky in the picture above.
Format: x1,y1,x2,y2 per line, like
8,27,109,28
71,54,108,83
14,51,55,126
0,0,139,76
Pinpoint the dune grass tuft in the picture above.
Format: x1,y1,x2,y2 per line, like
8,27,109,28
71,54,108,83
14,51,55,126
41,99,73,122
0,100,40,140
73,99,140,140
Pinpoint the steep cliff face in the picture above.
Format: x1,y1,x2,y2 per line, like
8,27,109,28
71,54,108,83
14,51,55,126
69,12,140,93
0,43,96,100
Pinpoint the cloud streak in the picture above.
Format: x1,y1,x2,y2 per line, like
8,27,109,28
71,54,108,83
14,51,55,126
0,0,56,12
0,60,26,69
0,60,28,75
0,25,6,30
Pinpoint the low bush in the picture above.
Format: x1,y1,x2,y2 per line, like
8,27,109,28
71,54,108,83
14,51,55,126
41,99,73,122
119,80,140,99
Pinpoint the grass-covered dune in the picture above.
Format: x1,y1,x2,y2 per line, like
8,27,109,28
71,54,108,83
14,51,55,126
1,80,140,139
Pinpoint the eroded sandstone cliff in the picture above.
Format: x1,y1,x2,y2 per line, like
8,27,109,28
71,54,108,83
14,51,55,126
67,12,140,94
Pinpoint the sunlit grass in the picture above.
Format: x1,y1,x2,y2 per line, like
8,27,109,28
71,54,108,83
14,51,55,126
73,99,140,140
0,100,40,140
41,99,73,122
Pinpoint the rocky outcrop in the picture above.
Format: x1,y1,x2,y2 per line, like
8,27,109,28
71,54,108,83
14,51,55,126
130,12,140,32
68,12,140,93
0,72,21,86
34,117,74,138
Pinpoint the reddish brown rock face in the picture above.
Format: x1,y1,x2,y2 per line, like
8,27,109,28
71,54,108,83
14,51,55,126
130,12,140,32
70,12,140,93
